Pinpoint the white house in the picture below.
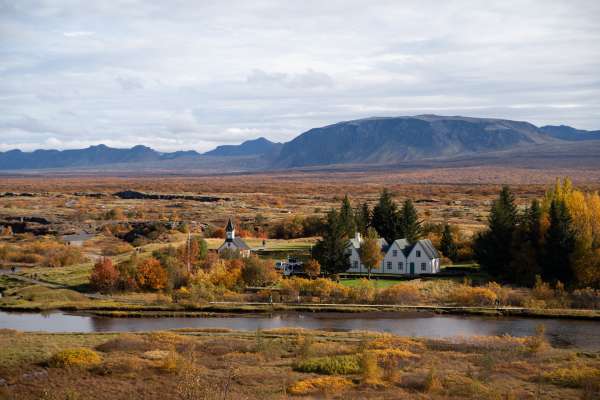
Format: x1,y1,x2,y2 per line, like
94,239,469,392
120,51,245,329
347,232,388,274
347,232,441,275
217,218,251,258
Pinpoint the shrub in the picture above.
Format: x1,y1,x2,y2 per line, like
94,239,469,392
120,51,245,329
542,366,600,388
424,367,443,393
288,377,353,396
90,258,119,292
360,351,382,385
293,355,360,375
241,256,279,286
571,287,600,309
49,348,102,368
97,334,149,353
136,257,168,290
157,351,186,373
375,283,422,305
448,285,497,306
93,355,146,376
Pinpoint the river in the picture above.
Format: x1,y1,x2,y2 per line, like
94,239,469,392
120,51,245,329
1,310,599,351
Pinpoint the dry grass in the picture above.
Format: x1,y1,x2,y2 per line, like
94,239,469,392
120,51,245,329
48,348,102,368
288,376,354,396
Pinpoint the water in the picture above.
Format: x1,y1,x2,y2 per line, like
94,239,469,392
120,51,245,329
1,311,598,351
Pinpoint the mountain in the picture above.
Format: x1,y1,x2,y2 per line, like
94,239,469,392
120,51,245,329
274,115,558,167
1,115,599,172
0,144,199,170
203,137,282,157
539,125,600,141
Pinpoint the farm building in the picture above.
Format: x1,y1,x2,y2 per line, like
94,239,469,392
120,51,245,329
347,232,440,275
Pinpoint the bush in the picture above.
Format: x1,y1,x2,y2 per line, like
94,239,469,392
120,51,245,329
571,287,600,309
542,366,600,388
241,256,279,286
288,377,353,396
360,351,382,385
375,283,422,305
448,285,497,306
90,258,119,292
49,348,102,368
136,257,168,290
293,355,360,375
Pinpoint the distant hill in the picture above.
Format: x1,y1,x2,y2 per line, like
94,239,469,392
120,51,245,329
203,137,282,157
0,144,199,170
274,115,558,167
539,125,600,141
1,115,599,172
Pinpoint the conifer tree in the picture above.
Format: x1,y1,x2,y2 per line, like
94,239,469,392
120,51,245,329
355,202,371,236
399,199,422,242
474,185,518,277
543,199,576,285
440,223,458,261
339,194,356,238
312,209,350,275
371,189,401,244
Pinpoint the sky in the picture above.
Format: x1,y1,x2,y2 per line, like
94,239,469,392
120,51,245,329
1,0,599,152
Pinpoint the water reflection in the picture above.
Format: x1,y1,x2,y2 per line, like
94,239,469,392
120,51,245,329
1,311,598,351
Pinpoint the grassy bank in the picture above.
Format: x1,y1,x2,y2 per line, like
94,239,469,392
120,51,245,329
0,328,598,399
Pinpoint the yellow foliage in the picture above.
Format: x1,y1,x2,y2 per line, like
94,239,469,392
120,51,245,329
449,285,497,306
49,348,102,368
288,376,353,396
543,366,600,388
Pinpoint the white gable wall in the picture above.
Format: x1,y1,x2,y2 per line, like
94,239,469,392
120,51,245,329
382,241,407,274
406,242,438,274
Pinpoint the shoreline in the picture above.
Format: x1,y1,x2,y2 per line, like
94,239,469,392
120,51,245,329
2,302,598,320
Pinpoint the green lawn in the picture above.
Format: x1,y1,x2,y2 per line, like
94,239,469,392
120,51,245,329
339,278,403,288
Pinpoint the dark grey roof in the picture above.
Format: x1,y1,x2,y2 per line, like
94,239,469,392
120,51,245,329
225,218,234,232
416,239,440,259
226,237,250,250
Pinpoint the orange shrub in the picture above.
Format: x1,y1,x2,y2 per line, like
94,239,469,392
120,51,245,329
136,257,168,290
375,283,422,305
90,258,119,292
448,285,497,306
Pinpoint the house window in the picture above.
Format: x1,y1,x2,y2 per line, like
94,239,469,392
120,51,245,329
421,263,426,271
353,261,358,269
398,262,403,270
386,261,392,269
392,250,397,257
416,250,421,257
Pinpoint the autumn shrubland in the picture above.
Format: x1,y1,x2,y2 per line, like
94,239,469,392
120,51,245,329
0,328,598,399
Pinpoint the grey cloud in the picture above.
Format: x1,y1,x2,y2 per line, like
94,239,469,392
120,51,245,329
0,0,599,152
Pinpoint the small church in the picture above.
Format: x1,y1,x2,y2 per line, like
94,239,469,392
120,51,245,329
217,218,251,258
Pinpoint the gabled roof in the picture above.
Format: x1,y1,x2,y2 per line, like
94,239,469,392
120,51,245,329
224,237,251,250
391,239,410,255
348,236,388,252
409,239,440,259
225,218,234,232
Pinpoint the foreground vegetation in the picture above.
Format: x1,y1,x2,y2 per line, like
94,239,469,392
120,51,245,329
0,328,598,399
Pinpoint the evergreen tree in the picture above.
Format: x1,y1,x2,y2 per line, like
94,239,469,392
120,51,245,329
440,223,458,261
339,194,356,238
399,199,422,242
543,199,576,285
371,189,401,244
508,201,543,286
474,185,518,277
312,209,350,275
355,202,371,236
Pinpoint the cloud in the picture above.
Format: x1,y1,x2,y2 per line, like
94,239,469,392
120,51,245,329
247,69,334,89
0,0,599,152
63,31,94,37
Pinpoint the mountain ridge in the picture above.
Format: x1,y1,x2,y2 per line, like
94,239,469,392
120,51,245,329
1,115,599,171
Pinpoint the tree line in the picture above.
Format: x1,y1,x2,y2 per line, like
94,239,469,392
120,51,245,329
474,179,600,288
312,191,424,275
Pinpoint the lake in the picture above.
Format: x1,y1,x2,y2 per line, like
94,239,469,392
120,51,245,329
1,310,599,351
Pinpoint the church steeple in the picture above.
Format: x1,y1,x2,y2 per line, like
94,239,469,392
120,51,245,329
226,218,235,240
